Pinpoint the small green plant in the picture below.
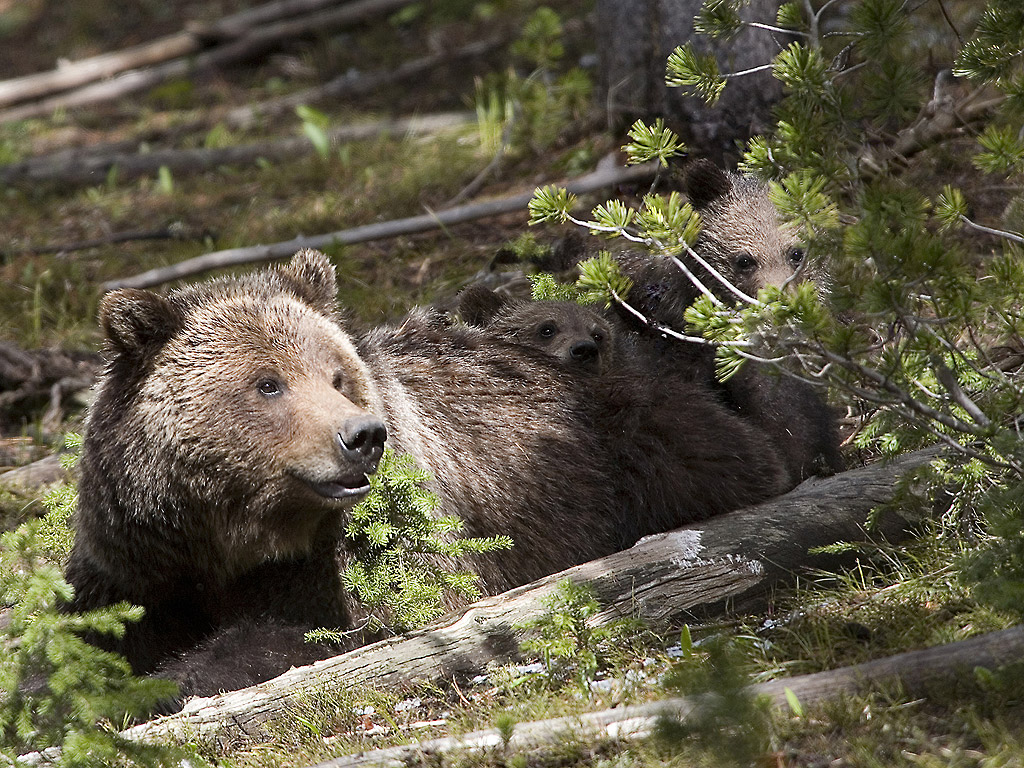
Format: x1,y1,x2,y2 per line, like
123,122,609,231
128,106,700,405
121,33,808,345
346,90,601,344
37,433,82,562
0,522,184,766
342,449,512,632
655,629,773,768
296,104,332,160
517,579,644,690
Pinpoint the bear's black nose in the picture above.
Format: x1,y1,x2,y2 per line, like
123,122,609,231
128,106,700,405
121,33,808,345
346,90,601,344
569,340,599,363
338,415,387,466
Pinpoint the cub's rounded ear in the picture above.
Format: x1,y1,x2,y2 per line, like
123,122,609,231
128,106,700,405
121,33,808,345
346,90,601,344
458,284,507,327
99,289,182,355
282,248,338,315
684,159,733,210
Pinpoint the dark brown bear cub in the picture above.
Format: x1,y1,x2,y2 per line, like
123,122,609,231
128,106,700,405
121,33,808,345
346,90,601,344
66,250,387,699
457,284,618,374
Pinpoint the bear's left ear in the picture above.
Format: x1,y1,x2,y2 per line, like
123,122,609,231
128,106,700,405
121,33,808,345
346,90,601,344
100,289,183,356
683,159,733,210
458,284,507,327
281,249,338,315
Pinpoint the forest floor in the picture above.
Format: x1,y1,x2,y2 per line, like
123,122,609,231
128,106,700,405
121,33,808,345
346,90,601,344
0,1,1022,767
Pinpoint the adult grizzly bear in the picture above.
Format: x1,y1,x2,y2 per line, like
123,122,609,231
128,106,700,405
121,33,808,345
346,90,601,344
66,251,389,697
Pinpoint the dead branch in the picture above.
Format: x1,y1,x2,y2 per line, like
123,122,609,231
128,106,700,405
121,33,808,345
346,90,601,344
0,0,420,124
0,343,100,432
124,446,938,749
226,37,505,129
102,161,660,291
0,0,353,109
0,112,471,188
300,624,1024,768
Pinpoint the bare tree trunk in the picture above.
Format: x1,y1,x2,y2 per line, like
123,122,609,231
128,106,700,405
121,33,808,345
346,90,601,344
125,446,938,749
595,0,786,164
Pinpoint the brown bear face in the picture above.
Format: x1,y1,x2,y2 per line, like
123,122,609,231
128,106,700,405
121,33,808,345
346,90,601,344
684,159,816,301
489,301,614,374
457,285,615,374
95,251,387,571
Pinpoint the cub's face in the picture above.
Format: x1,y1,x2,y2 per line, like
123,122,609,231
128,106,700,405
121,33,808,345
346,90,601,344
491,302,614,374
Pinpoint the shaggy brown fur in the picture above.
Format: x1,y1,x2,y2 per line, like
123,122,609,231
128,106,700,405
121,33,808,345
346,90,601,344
453,284,792,538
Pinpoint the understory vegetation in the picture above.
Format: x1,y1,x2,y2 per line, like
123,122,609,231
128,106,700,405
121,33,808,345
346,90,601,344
2,0,1024,766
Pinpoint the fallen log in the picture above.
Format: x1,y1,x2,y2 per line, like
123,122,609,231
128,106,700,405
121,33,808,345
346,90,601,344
226,37,505,129
0,0,419,124
0,342,100,432
0,112,471,188
0,0,352,109
103,161,660,290
304,623,1024,768
124,445,939,749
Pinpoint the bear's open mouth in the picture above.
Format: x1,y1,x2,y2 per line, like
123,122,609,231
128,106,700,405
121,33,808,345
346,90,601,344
307,475,372,500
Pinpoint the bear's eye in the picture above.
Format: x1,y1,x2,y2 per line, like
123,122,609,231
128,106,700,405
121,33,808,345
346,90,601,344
256,378,283,397
591,331,604,344
788,247,805,266
332,371,346,392
734,253,757,272
538,323,557,339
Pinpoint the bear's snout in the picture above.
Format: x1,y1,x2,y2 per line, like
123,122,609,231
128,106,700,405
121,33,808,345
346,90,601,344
337,414,387,469
569,339,599,365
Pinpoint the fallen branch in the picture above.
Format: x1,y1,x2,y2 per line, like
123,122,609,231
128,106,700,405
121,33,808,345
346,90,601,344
124,446,938,748
226,37,504,129
103,161,660,290
0,0,351,109
304,623,1024,768
0,0,420,124
0,112,472,188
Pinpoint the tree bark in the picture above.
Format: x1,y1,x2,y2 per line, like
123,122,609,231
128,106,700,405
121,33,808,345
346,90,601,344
124,446,939,749
299,624,1024,768
102,161,661,291
595,0,786,164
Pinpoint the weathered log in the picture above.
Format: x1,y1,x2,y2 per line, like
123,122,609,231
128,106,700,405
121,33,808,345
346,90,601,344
0,112,471,188
124,446,939,749
102,161,660,291
0,0,419,124
0,0,352,109
303,623,1024,768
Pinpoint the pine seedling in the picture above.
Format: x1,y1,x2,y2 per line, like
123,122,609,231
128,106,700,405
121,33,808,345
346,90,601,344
343,450,512,632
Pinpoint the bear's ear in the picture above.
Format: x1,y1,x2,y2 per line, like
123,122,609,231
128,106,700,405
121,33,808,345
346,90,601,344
684,159,733,210
458,284,507,327
99,289,182,356
281,249,338,315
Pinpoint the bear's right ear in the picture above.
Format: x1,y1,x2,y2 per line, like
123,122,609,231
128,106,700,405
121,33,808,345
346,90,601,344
100,289,182,355
280,249,338,316
458,284,507,327
683,159,733,210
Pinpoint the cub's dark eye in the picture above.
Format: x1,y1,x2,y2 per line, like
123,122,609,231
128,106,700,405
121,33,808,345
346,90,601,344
788,247,805,266
591,331,604,344
734,253,757,272
257,378,282,397
538,323,557,339
332,371,346,392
